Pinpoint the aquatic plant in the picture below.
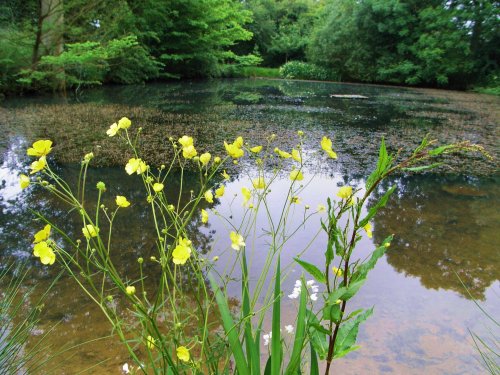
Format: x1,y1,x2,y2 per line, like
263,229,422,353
19,117,487,374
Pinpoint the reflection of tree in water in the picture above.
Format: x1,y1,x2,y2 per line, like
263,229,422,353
372,175,499,300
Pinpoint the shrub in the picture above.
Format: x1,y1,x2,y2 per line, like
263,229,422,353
279,61,333,81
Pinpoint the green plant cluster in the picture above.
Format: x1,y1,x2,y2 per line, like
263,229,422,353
279,61,332,81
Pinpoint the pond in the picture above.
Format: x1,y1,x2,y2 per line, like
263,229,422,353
0,79,499,374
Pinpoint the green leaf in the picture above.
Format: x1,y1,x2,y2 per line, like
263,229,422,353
351,236,393,283
271,257,282,375
366,137,392,189
327,280,365,303
293,258,326,284
242,252,260,375
429,144,454,156
334,308,373,359
284,279,307,375
322,302,342,323
359,185,396,228
307,309,328,360
310,343,319,375
264,356,272,375
208,272,250,375
403,162,443,172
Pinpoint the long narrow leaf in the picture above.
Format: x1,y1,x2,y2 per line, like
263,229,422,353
271,257,282,375
208,272,250,375
284,278,307,375
242,251,260,375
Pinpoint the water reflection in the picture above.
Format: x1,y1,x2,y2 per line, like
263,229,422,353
373,175,500,300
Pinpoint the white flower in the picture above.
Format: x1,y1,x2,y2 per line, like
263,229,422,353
285,325,294,334
122,363,130,374
310,293,318,301
263,331,272,346
310,285,319,293
306,280,316,286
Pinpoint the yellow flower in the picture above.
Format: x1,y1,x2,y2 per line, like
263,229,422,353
125,158,148,175
118,117,131,129
224,141,244,159
146,335,155,350
332,266,343,277
363,223,373,238
126,285,136,295
33,241,56,265
321,136,337,159
317,204,326,212
250,145,262,153
27,140,52,157
274,147,291,159
222,170,230,180
215,185,225,198
83,152,94,162
153,183,164,192
204,190,213,203
30,156,47,174
20,174,30,189
336,186,352,199
201,209,208,224
178,237,192,247
116,195,131,208
241,187,251,205
289,169,304,181
200,152,211,165
297,130,304,137
178,136,193,148
384,242,391,248
172,242,191,265
291,149,301,162
106,123,119,137
34,224,51,243
291,196,301,204
252,177,265,189
176,346,190,362
82,224,99,239
214,156,221,164
182,145,197,159
230,231,245,251
234,136,244,148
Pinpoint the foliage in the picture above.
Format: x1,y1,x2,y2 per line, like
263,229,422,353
229,66,281,78
0,26,33,93
18,118,486,373
18,35,161,90
279,61,332,81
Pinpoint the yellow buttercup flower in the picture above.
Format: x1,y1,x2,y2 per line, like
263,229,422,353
317,204,326,212
222,170,230,180
33,241,56,265
83,152,94,162
274,147,291,159
321,136,337,159
27,140,53,157
146,335,155,350
289,169,304,181
30,156,47,174
363,222,373,238
116,195,130,208
204,190,214,203
234,136,244,148
230,231,245,251
291,149,302,162
178,237,192,247
200,152,211,166
178,136,193,148
241,187,251,205
291,196,301,204
201,209,208,224
252,177,265,189
125,158,148,175
126,285,136,295
336,186,352,199
176,346,190,362
332,266,343,277
182,145,197,159
20,174,30,189
153,183,164,192
250,145,262,153
214,156,221,164
106,123,119,137
224,141,244,159
384,242,391,248
118,117,131,129
34,224,51,243
215,185,225,198
82,224,99,239
172,242,191,265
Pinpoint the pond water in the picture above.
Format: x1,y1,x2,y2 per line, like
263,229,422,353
0,79,499,374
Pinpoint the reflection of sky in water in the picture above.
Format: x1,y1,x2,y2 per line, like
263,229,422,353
1,80,499,373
